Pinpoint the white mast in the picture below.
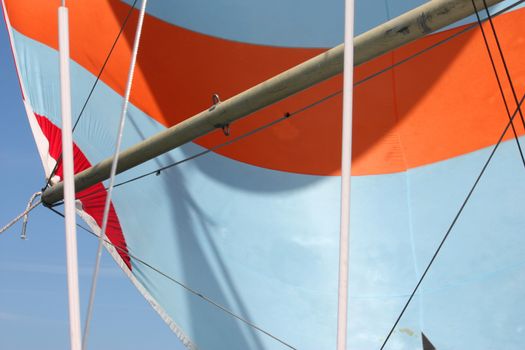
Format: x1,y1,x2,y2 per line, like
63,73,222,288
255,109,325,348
337,0,354,349
58,2,82,349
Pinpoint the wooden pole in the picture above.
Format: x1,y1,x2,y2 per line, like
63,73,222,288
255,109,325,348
42,0,504,205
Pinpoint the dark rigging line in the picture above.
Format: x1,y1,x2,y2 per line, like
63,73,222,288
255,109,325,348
42,0,139,191
46,206,297,350
379,66,525,350
471,0,525,169
52,90,343,205
482,0,525,131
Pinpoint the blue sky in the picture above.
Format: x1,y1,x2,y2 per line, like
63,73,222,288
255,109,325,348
0,12,184,350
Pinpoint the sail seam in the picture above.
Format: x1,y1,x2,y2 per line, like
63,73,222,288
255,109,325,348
380,68,525,350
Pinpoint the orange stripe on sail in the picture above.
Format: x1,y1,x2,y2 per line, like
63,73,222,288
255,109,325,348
6,0,525,175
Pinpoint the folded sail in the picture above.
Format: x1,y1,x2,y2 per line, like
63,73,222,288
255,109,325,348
3,0,525,348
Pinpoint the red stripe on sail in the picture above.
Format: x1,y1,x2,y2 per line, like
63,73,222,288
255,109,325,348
36,114,132,270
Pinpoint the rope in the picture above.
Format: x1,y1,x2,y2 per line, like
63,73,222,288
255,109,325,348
82,1,148,349
0,192,42,236
471,0,525,168
47,206,297,350
43,0,139,191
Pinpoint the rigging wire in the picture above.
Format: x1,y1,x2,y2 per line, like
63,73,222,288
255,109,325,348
379,17,525,349
481,0,525,130
54,90,343,205
42,0,139,191
82,1,147,349
471,0,525,168
46,206,297,350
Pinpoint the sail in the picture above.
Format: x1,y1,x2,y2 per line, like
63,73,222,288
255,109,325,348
3,0,525,348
